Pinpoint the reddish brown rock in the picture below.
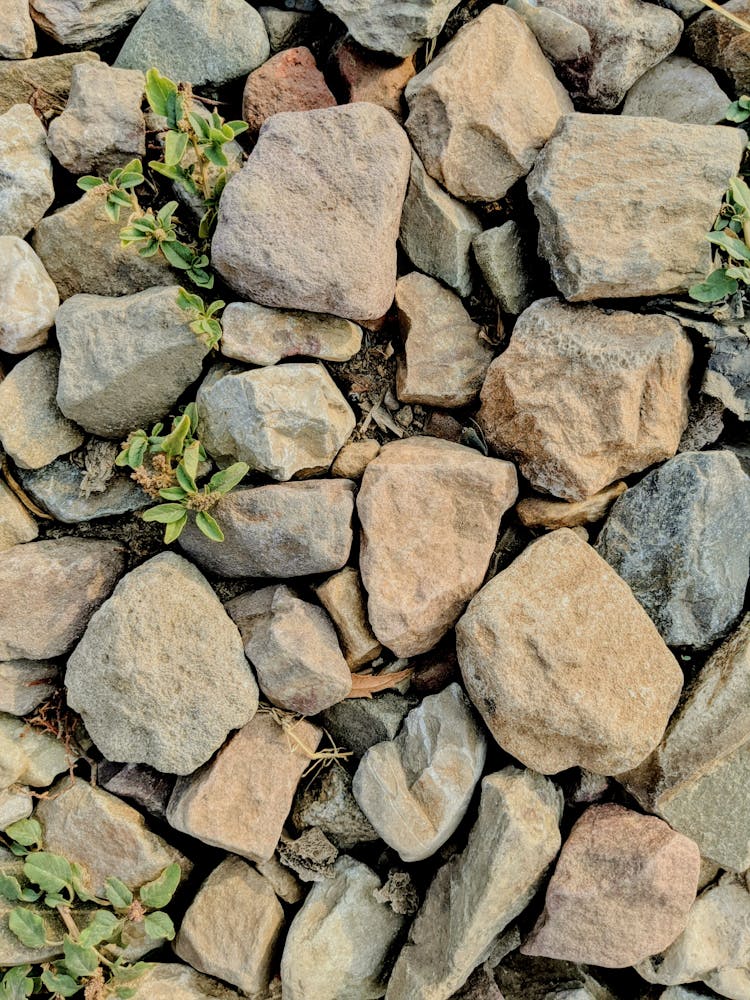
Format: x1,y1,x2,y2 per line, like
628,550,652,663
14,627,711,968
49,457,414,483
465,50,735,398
332,37,415,120
688,0,750,96
242,46,336,137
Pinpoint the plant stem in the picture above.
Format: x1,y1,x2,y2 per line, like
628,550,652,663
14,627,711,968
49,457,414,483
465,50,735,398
57,906,80,940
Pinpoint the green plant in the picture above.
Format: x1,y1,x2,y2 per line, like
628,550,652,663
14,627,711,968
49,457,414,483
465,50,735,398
175,288,224,349
119,202,213,288
76,160,145,223
0,818,180,1000
726,95,750,123
689,176,750,303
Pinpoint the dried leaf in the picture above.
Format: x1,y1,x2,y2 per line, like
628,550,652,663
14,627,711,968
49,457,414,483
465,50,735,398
347,668,413,699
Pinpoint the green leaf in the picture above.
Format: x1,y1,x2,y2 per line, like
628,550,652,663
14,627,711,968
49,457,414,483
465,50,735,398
195,510,224,542
0,874,22,901
1,965,34,1000
163,513,188,544
8,907,46,949
78,909,121,948
138,863,181,910
688,268,739,302
160,240,193,270
23,852,73,894
145,67,178,118
18,888,40,903
164,129,189,167
188,112,210,138
129,436,148,468
62,937,100,978
44,893,68,908
159,412,191,457
730,176,750,217
70,862,100,904
166,90,183,130
182,440,201,480
40,971,79,997
175,463,197,494
208,462,249,495
176,287,203,312
77,176,104,191
6,819,42,848
158,487,187,501
143,503,188,524
143,911,175,941
157,200,179,227
184,402,199,433
116,990,137,999
725,102,750,122
708,229,750,261
105,878,133,910
202,144,228,168
724,265,750,282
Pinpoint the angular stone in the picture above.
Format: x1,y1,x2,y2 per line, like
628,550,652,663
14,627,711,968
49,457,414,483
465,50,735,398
259,6,312,52
315,566,382,668
0,481,38,551
47,62,145,175
321,692,411,759
399,153,481,297
679,394,725,453
702,323,750,421
242,46,335,138
0,539,125,660
597,451,750,649
167,712,321,862
353,684,486,862
0,236,58,355
472,221,533,316
331,36,415,120
688,0,750,96
331,439,379,480
387,767,563,1000
0,0,36,58
0,714,69,790
493,954,618,1000
30,0,148,45
457,529,684,775
523,804,700,967
212,104,411,322
404,5,572,202
292,764,378,850
221,301,362,366
56,285,209,439
179,480,355,578
66,552,259,775
98,761,174,820
196,363,355,480
516,482,627,531
622,55,731,125
319,0,460,56
17,458,149,524
527,114,745,301
282,856,406,1000
0,104,54,238
255,853,304,904
506,0,591,62
129,963,239,1000
359,437,517,657
0,788,33,831
395,272,492,408
175,857,284,996
0,661,57,716
478,299,692,500
0,52,99,116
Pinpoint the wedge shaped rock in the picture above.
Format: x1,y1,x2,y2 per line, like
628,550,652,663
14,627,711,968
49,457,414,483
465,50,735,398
128,964,239,1000
0,104,54,238
0,235,58,354
622,55,731,125
30,0,149,45
0,0,36,57
318,0,462,56
221,301,362,366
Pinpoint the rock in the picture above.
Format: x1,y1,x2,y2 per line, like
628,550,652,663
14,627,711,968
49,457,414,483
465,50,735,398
331,439,380,479
277,827,338,882
0,52,99,116
399,154,481,297
242,46,336,138
353,683,486,862
395,272,492,408
0,853,68,965
702,324,750,421
17,458,149,524
597,451,750,649
505,0,591,62
47,62,145,176
0,481,38,551
688,0,750,96
292,765,378,849
0,104,54,238
678,394,725,453
404,5,572,202
212,103,411,322
472,221,533,316
358,437,518,657
175,857,284,996
315,566,382,668
30,0,149,45
456,529,684,775
527,115,745,301
319,0,460,56
196,363,355,479
331,37,415,120
477,299,692,500
114,0,269,87
0,350,84,470
66,552,259,775
386,767,563,1000
259,6,312,52
97,761,174,820
56,285,209,439
375,869,420,917
0,0,36,58
281,856,406,1000
179,480,355,578
0,788,32,831
622,55,731,125
321,692,412,759
493,954,618,1000
32,186,174,300
516,482,627,531
523,804,700,967
0,539,125,660
221,301,362,366
227,585,351,715
0,661,57,716
255,853,304,904
0,236,58,355
0,714,69,791
128,963,239,1000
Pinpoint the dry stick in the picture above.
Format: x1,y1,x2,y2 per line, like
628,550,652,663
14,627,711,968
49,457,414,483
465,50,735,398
700,0,750,30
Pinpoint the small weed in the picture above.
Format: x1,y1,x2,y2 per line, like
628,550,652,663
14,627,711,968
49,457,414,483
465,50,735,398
690,175,750,303
76,161,145,224
175,288,224,350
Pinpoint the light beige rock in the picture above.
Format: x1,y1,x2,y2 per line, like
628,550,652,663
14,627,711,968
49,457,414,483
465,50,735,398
0,787,32,831
456,529,684,775
0,714,69,790
331,439,380,479
0,236,59,354
622,55,731,125
221,301,362,366
0,660,57,716
395,272,493,408
0,481,38,551
315,566,382,668
516,482,627,530
128,962,239,999
404,5,572,201
255,853,304,904
0,104,54,238
30,0,149,46
0,0,36,58
175,857,284,996
478,298,692,500
167,712,321,863
0,52,99,116
358,436,518,657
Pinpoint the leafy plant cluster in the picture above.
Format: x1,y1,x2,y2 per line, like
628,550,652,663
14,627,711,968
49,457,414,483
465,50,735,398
689,176,750,303
0,819,179,1000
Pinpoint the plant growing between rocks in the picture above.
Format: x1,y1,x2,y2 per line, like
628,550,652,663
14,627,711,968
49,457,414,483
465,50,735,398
76,161,145,224
175,287,224,350
690,175,750,302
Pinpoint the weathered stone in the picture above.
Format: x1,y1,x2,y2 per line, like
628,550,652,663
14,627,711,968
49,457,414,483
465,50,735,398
358,437,517,657
321,692,412,759
623,55,731,125
179,480,355,578
30,0,148,45
212,104,411,322
56,285,209,439
0,714,69,791
242,46,335,138
66,552,258,775
292,764,378,850
0,0,36,58
129,963,239,1000
527,114,745,301
282,856,405,1000
277,827,338,882
516,482,627,531
478,299,692,500
259,6,312,52
331,36,415,120
353,684,486,862
331,439,380,479
0,788,32,831
221,301,362,366
494,953,618,1000
167,713,321,861
0,236,58,354
387,767,563,1000
196,363,355,480
0,661,57,716
47,62,144,176
175,857,284,996
97,761,174,820
0,481,38,551
0,539,124,660
688,0,750,96
597,451,750,649
255,853,304,904
115,0,269,86
319,0,460,55
472,221,533,316
0,52,99,116
315,566,382,668
404,5,572,202
678,394,725,453
506,0,591,62
702,323,750,421
0,104,54,238
457,529,684,775
17,458,149,524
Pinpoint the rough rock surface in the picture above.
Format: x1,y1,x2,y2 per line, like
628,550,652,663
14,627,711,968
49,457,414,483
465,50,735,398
702,324,750,421
242,46,336,137
0,0,36,58
322,692,412,759
456,529,684,776
0,714,69,790
0,52,99,115
17,457,149,524
292,765,378,850
0,236,59,354
358,436,518,657
688,0,750,96
0,482,38,551
259,6,312,53
622,55,731,125
516,482,627,531
212,104,411,321
472,221,533,316
315,566,382,668
128,963,239,1000
0,104,54,238
331,36,415,119
478,299,692,500
331,439,380,480
30,0,149,46
65,552,259,775
318,0,461,56
221,301,362,366
506,0,591,62
404,5,572,201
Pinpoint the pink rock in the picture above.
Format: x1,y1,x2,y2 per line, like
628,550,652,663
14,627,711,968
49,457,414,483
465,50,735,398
243,46,336,137
332,37,415,121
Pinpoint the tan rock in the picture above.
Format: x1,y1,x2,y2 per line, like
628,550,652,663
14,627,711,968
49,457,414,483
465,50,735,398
0,481,38,551
331,439,380,479
0,714,69,791
516,482,627,530
221,301,362,366
255,853,304,904
0,236,59,355
0,0,35,60
128,963,239,999
478,298,692,500
0,660,57,716
523,804,701,968
0,51,99,116
456,529,684,776
358,436,518,657
315,566,382,668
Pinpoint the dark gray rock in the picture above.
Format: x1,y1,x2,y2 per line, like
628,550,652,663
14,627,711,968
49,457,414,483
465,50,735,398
320,691,412,759
97,761,174,819
702,325,750,421
292,765,378,850
18,458,148,523
317,0,462,56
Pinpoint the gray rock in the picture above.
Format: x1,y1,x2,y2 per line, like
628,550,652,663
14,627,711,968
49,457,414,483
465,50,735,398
56,285,209,439
506,0,591,62
127,963,239,1000
622,55,731,125
0,104,54,238
0,660,58,716
0,788,33,831
30,0,149,45
597,451,750,649
221,301,362,366
320,691,412,759
258,6,312,52
292,764,378,849
65,552,259,775
18,458,149,523
702,324,750,421
0,52,99,116
0,481,38,552
98,761,174,819
0,236,58,354
179,480,355,578
212,104,411,322
318,0,461,56
472,221,533,316
277,827,338,883
658,0,706,15
0,0,36,58
0,713,69,791
115,0,269,87
678,395,725,453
